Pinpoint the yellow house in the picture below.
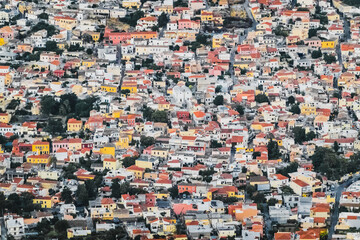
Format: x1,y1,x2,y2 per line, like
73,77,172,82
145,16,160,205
82,59,96,68
27,154,51,164
201,11,214,22
53,16,77,30
126,165,145,179
33,196,52,208
321,39,337,49
101,84,117,93
0,113,10,123
158,5,173,13
154,192,170,199
32,141,50,154
212,35,223,48
67,118,82,132
151,147,169,158
300,103,317,115
87,32,100,42
67,229,91,239
57,42,67,50
112,110,123,118
122,0,141,8
68,138,82,151
135,158,156,169
116,134,129,149
100,144,116,158
174,235,188,240
18,3,32,14
90,208,114,220
121,82,137,93
103,158,120,170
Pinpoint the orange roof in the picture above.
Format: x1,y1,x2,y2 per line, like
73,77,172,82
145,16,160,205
193,111,206,118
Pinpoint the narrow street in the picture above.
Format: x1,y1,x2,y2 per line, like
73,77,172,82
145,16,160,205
328,175,360,240
229,0,258,83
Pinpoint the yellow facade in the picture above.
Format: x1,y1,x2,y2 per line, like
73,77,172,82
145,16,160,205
151,148,169,158
300,103,316,115
90,32,100,42
212,36,222,48
121,85,137,93
53,17,77,30
122,0,140,8
135,159,153,169
101,85,117,93
0,113,10,123
100,145,116,157
116,135,129,149
32,142,50,154
67,119,82,132
91,209,114,220
321,40,336,49
201,11,214,22
33,197,52,208
27,155,50,164
103,159,119,170
82,60,96,68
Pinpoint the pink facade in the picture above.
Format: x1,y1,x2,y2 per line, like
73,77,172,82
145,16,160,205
52,140,69,153
108,32,131,45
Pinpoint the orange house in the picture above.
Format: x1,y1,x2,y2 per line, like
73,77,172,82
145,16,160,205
130,31,158,40
228,203,258,221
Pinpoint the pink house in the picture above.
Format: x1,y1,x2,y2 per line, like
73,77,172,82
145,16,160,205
52,139,69,153
304,38,321,48
0,26,16,40
177,20,200,30
209,66,223,76
108,32,131,45
172,203,198,215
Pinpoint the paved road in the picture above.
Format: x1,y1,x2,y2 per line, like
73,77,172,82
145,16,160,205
1,217,6,240
328,175,360,240
229,0,258,83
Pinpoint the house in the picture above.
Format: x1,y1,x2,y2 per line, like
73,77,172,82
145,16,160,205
67,118,82,132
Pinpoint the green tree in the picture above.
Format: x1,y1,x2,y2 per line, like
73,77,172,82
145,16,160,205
140,135,155,148
38,13,49,20
213,95,224,106
158,12,169,28
40,95,59,115
168,185,179,198
196,33,211,46
311,49,322,59
111,179,121,199
36,219,52,236
215,86,222,93
45,41,58,52
267,198,278,206
54,220,69,237
122,156,138,168
293,127,306,144
45,119,65,136
255,94,269,103
267,139,281,160
151,110,168,123
306,131,316,141
324,54,336,64
333,141,340,153
290,104,301,114
234,104,244,115
287,96,295,105
210,140,222,148
76,184,89,206
61,187,73,204
277,162,298,177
